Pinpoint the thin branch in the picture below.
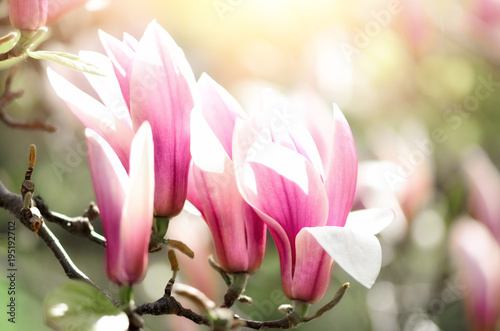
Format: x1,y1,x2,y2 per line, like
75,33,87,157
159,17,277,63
302,283,350,322
238,283,350,329
0,66,57,132
0,179,116,305
135,279,210,327
33,196,106,247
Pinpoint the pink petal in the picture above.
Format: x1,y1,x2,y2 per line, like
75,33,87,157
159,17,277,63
79,51,133,131
252,90,325,178
186,164,204,217
46,0,86,26
48,68,133,171
191,107,265,273
198,73,249,159
292,229,334,303
450,219,500,331
190,106,228,174
85,129,128,283
192,162,265,273
122,32,140,51
462,147,500,243
232,119,258,183
116,122,155,285
130,21,197,217
10,0,47,30
325,105,358,227
290,91,334,170
238,140,329,295
99,29,136,110
285,123,325,181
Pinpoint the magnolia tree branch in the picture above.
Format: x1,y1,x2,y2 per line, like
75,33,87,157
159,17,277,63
0,66,57,132
33,196,106,247
240,283,350,329
0,179,116,305
135,277,211,327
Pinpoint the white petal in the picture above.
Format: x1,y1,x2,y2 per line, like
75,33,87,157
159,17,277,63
190,106,229,173
345,208,395,235
305,226,382,288
79,51,132,130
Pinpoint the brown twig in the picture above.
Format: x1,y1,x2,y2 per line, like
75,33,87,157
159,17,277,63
0,66,57,132
0,179,116,305
135,281,211,327
33,196,106,247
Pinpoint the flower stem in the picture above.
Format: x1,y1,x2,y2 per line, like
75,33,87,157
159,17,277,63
120,285,144,330
222,273,249,308
149,216,171,252
119,285,134,310
292,300,309,319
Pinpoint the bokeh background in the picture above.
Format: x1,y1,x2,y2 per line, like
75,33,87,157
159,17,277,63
1,0,500,330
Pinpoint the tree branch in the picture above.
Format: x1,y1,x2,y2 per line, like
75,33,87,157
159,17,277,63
135,277,211,327
0,179,116,305
33,196,106,247
0,66,57,132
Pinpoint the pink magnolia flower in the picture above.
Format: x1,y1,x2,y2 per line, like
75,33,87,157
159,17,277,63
234,101,393,303
46,0,89,26
86,122,154,285
48,20,197,218
450,218,500,331
10,0,48,31
188,73,266,274
462,147,500,243
453,147,500,330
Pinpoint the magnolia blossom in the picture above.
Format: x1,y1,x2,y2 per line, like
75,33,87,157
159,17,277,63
450,218,500,331
453,147,500,331
10,0,48,31
188,73,266,274
234,101,393,303
48,20,197,218
9,0,93,30
462,147,500,242
46,0,89,26
86,122,154,285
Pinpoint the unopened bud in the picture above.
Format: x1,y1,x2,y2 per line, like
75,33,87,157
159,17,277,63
10,0,48,31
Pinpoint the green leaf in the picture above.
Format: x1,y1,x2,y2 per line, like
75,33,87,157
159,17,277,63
27,50,105,76
44,280,128,331
0,31,20,54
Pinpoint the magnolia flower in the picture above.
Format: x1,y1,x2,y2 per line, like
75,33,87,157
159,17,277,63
188,73,266,274
450,218,500,331
9,0,93,30
46,0,89,26
462,147,500,243
10,0,48,31
234,102,393,304
86,122,154,285
453,147,500,330
48,20,197,218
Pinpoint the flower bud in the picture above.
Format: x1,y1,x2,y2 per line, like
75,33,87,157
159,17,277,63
9,0,48,31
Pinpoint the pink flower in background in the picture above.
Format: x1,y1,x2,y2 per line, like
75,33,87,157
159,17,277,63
188,73,266,274
451,147,500,330
462,147,500,243
450,219,500,331
48,20,197,218
9,0,95,30
10,0,48,31
235,102,393,303
86,122,154,285
46,0,89,26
